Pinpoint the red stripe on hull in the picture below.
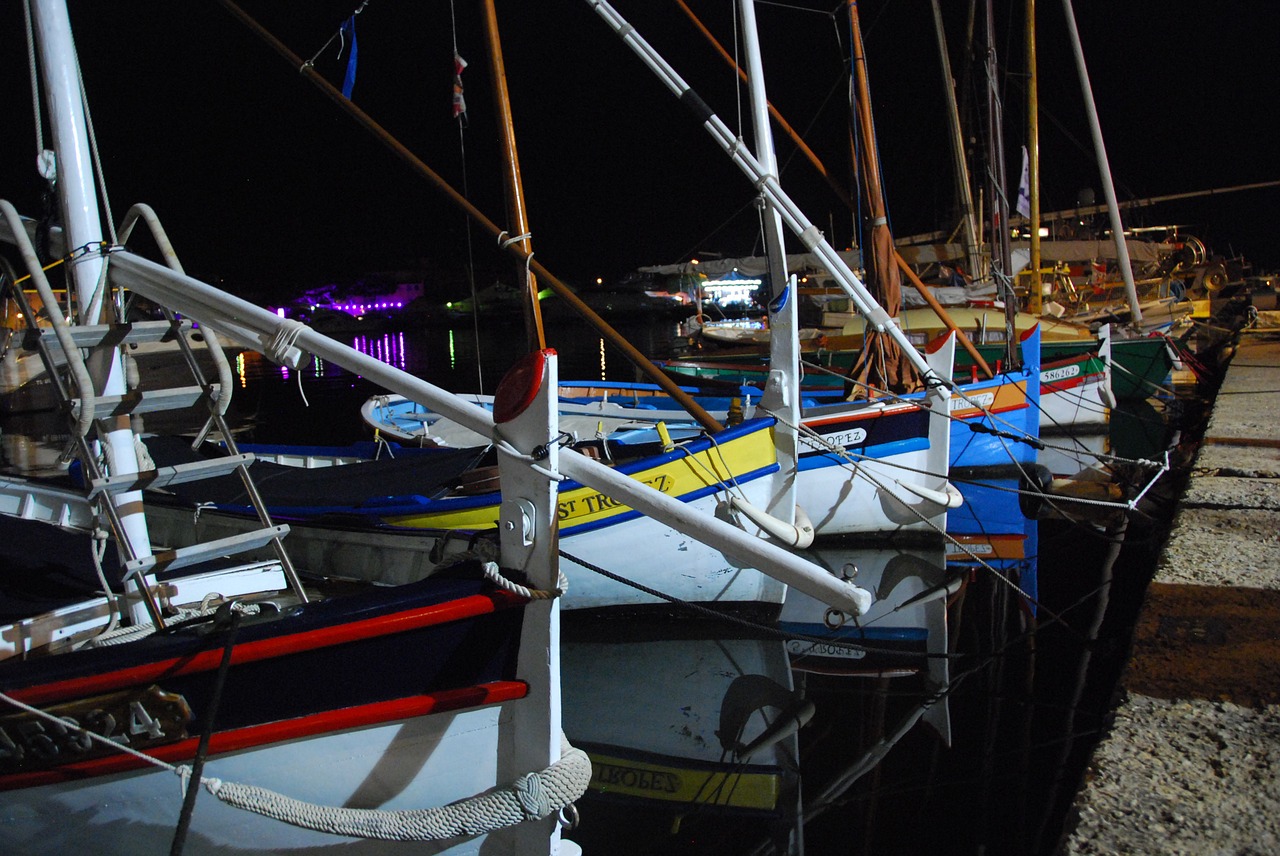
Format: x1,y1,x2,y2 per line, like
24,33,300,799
13,590,527,706
1042,372,1104,395
0,680,528,790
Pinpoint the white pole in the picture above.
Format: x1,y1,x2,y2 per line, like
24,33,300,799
1060,0,1142,325
739,0,800,527
32,0,153,601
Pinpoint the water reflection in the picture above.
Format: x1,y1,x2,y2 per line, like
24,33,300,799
561,625,804,855
559,487,1054,854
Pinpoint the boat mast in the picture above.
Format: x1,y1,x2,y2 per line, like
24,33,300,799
481,0,546,351
981,0,1017,363
1060,0,1142,326
1025,0,1043,315
845,0,922,395
930,0,984,286
31,0,155,609
738,0,800,526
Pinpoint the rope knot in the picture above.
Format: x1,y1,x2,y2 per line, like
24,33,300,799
512,771,552,819
266,318,307,367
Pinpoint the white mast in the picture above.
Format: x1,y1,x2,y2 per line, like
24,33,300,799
32,0,154,612
1060,0,1142,326
739,0,801,530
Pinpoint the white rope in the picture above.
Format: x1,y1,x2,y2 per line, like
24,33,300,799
266,319,307,367
481,561,568,600
188,734,590,840
83,601,262,648
0,685,589,842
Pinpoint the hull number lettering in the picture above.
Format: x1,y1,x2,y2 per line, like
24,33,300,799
0,685,192,773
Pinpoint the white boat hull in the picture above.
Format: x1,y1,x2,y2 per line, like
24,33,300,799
0,704,530,855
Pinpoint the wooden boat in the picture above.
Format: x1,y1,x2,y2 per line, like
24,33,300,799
145,416,796,615
0,274,583,856
358,335,961,543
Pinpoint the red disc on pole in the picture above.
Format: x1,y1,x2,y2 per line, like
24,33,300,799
493,348,555,424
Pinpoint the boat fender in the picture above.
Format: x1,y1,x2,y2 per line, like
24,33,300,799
719,496,815,548
1017,464,1055,520
897,480,964,510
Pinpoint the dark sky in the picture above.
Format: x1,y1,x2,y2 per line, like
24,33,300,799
4,1,1277,304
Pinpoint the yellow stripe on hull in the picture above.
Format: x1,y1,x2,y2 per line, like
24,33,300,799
381,421,778,531
587,751,781,810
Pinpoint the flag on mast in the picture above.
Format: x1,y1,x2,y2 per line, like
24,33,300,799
452,54,468,120
340,15,358,99
1016,145,1032,218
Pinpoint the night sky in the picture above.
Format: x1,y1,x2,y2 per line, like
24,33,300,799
3,1,1277,305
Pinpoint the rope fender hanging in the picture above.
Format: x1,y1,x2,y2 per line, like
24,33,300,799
180,734,591,841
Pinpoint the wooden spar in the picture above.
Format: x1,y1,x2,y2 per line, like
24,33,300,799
894,254,993,378
982,0,1018,365
1026,0,1043,315
481,0,545,352
1062,0,1140,326
1016,180,1280,224
217,0,722,435
675,0,991,377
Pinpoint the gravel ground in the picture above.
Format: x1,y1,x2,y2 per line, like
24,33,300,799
1060,333,1280,855
1064,695,1280,856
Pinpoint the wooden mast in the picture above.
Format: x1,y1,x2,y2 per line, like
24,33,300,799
1026,0,1043,315
845,0,921,395
982,0,1018,364
930,0,984,287
481,0,545,351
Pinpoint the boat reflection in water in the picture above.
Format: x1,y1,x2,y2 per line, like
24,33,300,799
561,624,806,855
